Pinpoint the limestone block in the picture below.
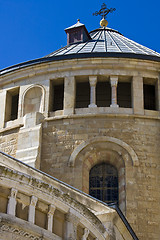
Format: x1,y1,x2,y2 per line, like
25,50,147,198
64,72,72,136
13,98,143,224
0,91,7,128
16,118,42,168
7,188,18,216
28,196,38,223
132,76,144,115
64,76,75,114
24,112,44,128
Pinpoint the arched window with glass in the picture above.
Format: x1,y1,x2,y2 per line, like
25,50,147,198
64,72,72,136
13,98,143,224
89,163,119,205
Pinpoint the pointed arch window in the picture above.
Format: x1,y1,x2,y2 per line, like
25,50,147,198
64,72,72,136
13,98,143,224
89,163,118,205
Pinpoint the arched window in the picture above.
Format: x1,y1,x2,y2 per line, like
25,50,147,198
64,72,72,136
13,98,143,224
89,163,118,205
23,86,43,116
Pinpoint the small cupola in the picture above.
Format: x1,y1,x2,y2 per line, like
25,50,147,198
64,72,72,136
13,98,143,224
65,19,91,45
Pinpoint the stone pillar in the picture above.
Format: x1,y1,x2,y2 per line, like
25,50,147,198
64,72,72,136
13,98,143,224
110,76,119,107
82,228,90,240
7,188,18,216
65,212,79,240
28,196,38,224
16,112,43,168
132,76,144,114
64,76,75,115
0,91,7,128
88,76,97,108
156,74,160,111
47,205,56,232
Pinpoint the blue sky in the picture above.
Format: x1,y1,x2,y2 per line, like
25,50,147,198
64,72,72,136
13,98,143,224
0,0,160,70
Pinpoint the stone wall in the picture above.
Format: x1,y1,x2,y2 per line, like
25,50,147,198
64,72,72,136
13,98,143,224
41,115,160,240
0,127,20,157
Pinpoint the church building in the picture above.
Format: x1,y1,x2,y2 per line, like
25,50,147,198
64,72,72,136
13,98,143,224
0,4,160,240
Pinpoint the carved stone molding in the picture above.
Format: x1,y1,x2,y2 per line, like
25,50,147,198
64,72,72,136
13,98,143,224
10,188,18,198
30,196,38,207
0,224,42,240
82,228,90,240
65,212,79,226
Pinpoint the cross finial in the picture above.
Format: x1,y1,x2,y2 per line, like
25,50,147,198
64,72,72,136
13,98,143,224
93,3,116,27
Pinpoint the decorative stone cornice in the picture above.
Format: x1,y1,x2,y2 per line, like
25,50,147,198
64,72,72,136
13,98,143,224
0,165,107,237
65,212,80,226
0,212,61,240
0,58,159,87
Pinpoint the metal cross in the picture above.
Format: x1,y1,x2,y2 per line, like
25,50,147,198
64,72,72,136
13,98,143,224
93,3,116,19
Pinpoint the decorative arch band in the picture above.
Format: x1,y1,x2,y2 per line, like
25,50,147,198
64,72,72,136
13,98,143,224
68,136,139,167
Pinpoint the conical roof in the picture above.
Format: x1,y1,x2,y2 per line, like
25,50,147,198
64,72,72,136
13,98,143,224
46,27,160,58
1,26,160,75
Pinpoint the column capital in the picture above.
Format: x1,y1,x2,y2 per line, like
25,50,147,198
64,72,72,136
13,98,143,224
110,76,118,87
30,196,38,207
82,228,90,240
10,188,18,198
48,204,56,215
7,188,18,216
89,76,97,86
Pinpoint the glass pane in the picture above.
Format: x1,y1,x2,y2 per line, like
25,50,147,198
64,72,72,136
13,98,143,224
89,163,118,205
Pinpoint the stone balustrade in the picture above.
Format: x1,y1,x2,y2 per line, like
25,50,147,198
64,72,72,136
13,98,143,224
0,165,111,240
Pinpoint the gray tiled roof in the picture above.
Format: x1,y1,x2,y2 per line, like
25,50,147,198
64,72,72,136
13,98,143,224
46,27,160,57
1,27,160,76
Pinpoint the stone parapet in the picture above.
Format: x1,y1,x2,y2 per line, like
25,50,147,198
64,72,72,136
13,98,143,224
0,162,136,240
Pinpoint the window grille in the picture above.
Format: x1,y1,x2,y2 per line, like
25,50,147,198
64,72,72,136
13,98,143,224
89,163,118,205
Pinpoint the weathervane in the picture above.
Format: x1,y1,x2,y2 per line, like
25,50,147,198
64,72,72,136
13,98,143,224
93,3,116,27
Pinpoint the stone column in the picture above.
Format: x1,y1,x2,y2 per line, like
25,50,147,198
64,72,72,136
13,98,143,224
156,74,160,111
47,204,56,232
28,196,38,224
0,91,7,128
110,76,119,107
64,76,75,115
7,188,18,216
88,76,97,108
82,228,90,240
65,212,79,240
132,76,144,114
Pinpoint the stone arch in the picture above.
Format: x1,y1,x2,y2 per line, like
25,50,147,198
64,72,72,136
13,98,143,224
22,85,45,116
68,136,139,167
81,146,126,213
68,137,139,214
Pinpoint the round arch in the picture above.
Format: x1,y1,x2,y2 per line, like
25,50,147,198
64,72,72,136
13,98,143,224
68,137,139,214
22,84,45,116
68,136,139,167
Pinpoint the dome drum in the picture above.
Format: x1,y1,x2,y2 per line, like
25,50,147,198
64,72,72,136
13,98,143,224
0,59,159,130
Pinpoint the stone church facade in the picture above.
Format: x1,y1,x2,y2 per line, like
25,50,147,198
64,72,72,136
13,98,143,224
0,18,160,240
